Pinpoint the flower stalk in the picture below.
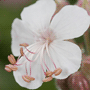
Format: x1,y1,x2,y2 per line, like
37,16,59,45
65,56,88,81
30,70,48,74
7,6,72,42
84,29,90,55
82,0,88,8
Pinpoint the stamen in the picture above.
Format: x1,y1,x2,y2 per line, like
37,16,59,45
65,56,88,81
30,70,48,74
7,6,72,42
25,47,36,54
19,42,44,79
5,64,18,71
15,60,27,66
43,77,53,82
9,64,18,71
24,52,35,62
40,44,47,76
23,45,42,62
25,63,28,75
22,75,35,83
41,46,50,71
8,54,16,64
41,64,46,76
40,43,53,78
46,41,57,69
22,75,30,83
16,55,21,63
43,60,50,71
20,43,29,47
20,47,24,56
30,61,31,76
46,71,53,77
21,42,43,63
53,68,62,76
5,65,12,72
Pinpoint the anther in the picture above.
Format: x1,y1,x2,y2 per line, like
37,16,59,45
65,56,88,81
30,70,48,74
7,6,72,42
8,54,16,64
53,68,62,76
22,75,35,83
7,64,18,71
43,77,53,82
20,43,29,47
20,47,24,56
5,65,12,72
46,71,53,77
11,65,18,71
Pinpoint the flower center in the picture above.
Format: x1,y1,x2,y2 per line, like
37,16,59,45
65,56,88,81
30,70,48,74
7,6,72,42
38,29,56,45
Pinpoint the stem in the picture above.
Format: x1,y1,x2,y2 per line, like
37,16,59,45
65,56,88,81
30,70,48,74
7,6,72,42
82,0,88,9
54,0,64,13
55,0,59,4
84,28,90,55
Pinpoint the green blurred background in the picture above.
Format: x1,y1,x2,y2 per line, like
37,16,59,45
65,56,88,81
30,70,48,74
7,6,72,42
0,0,79,90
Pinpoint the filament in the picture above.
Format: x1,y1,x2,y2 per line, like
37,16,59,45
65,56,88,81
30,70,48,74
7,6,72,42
30,61,31,76
25,63,28,75
15,60,27,66
40,44,46,76
25,47,36,54
46,41,57,69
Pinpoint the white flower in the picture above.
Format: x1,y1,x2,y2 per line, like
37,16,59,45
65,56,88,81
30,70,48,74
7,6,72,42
11,0,90,89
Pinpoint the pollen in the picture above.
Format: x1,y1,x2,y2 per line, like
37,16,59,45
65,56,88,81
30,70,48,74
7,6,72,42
53,68,62,76
5,64,18,72
8,54,16,64
22,75,35,83
46,71,53,77
20,47,24,56
5,65,12,72
43,77,53,82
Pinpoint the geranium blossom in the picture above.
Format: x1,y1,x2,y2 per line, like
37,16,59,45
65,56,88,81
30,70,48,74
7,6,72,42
5,0,90,89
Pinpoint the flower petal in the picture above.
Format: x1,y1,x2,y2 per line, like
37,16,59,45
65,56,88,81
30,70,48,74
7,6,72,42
13,56,45,89
11,18,34,56
21,0,56,32
50,5,90,40
45,40,82,79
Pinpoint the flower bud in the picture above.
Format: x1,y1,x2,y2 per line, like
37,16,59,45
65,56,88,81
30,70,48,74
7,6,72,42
68,71,90,90
56,78,69,90
81,55,90,81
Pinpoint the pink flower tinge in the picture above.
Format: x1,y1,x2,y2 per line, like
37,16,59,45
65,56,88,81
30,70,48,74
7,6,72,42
56,71,90,90
56,78,69,90
81,55,90,81
68,71,90,90
77,0,90,15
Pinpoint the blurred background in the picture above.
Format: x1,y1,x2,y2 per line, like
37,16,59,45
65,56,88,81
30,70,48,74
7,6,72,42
0,0,89,90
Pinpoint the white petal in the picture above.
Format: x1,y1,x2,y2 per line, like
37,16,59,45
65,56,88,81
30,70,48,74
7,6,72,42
11,18,34,56
13,56,45,89
21,0,56,32
50,5,90,40
45,40,82,79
